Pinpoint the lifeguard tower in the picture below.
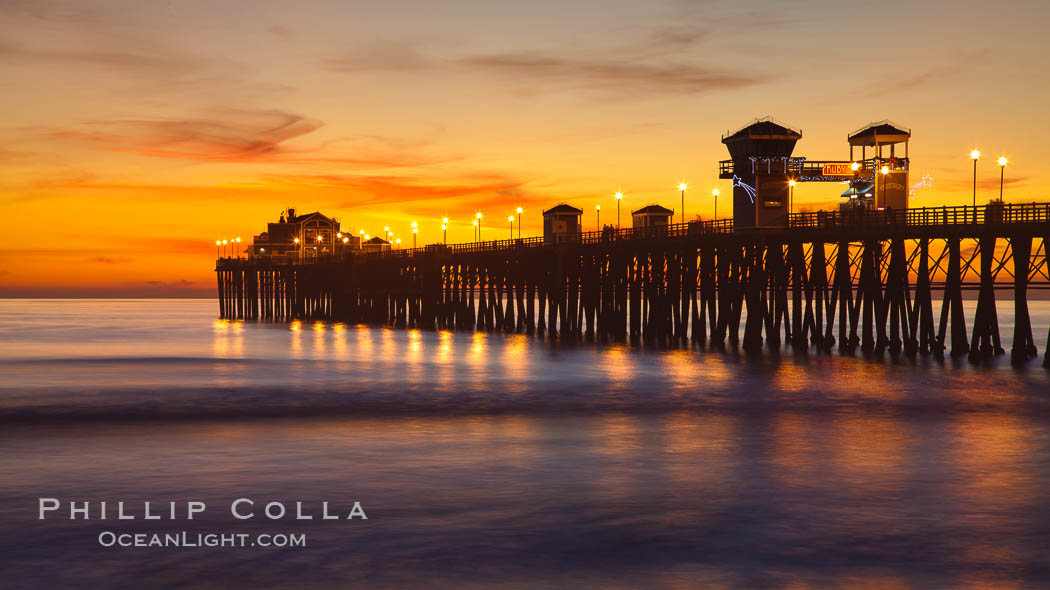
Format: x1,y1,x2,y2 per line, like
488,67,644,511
719,117,802,228
719,117,913,226
843,121,911,211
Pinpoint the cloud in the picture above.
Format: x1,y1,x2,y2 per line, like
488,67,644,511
144,279,196,288
0,39,204,78
457,52,759,96
855,50,992,98
322,41,431,73
89,257,133,264
267,25,292,39
263,172,528,208
49,109,323,163
322,33,764,97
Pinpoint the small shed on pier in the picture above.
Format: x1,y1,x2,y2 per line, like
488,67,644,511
543,204,582,245
632,204,673,229
362,236,391,253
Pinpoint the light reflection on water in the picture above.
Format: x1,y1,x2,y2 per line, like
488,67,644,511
1,299,1050,588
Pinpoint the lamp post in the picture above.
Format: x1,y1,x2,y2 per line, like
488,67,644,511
442,217,449,244
998,156,1007,202
971,149,980,208
507,215,514,239
516,207,523,239
680,181,688,222
222,239,228,258
788,180,796,215
850,161,860,205
215,240,221,258
411,221,418,248
395,238,401,249
712,189,719,221
615,192,622,229
880,166,889,209
473,219,479,241
293,237,300,261
476,212,482,240
595,205,601,231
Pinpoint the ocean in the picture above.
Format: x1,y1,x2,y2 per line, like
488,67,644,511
2,298,1050,588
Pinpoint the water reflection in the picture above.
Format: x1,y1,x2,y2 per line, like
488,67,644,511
4,300,1050,588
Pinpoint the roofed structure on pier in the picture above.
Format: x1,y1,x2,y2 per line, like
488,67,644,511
542,203,582,245
632,204,673,229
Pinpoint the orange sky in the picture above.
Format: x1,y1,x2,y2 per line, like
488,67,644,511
3,0,1049,296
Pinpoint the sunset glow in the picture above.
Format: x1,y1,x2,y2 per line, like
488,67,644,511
2,0,1048,296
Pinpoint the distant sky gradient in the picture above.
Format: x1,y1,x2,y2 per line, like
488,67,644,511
3,0,1049,296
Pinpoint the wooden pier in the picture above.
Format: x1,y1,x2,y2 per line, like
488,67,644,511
217,203,1050,365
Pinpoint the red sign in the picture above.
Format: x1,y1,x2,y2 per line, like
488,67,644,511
821,163,855,176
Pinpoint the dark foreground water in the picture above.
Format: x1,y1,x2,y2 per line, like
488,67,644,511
2,299,1050,589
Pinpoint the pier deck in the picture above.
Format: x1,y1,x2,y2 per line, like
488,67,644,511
217,202,1050,365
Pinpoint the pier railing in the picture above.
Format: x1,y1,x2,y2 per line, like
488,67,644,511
219,202,1050,266
788,202,1050,229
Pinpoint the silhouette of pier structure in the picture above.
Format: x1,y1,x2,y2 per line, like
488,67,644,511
218,202,1050,365
216,118,1050,365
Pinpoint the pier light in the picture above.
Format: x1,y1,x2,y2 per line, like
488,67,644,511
215,240,220,245
970,151,978,206
293,237,299,243
342,237,348,244
788,179,796,187
222,239,228,245
473,220,478,226
851,161,860,171
441,224,447,230
881,166,889,175
712,188,719,221
508,215,515,221
615,192,622,199
998,156,1008,202
787,180,796,215
384,226,390,232
337,232,342,238
476,212,482,218
365,234,370,240
236,237,240,243
615,192,623,229
442,217,449,224
359,229,364,235
516,207,522,214
678,183,687,223
317,235,323,241
259,247,264,252
413,227,418,233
